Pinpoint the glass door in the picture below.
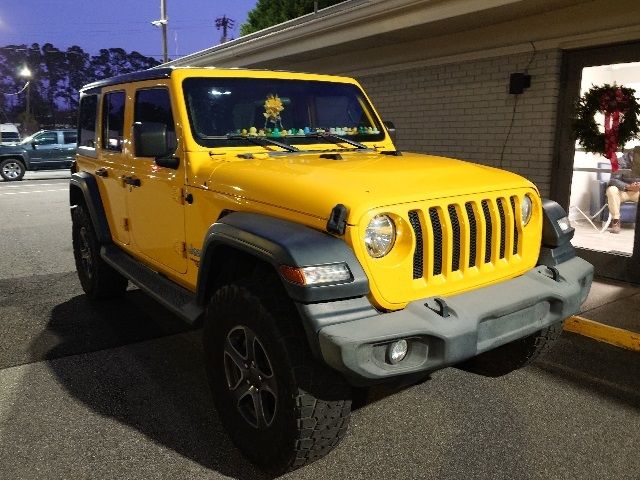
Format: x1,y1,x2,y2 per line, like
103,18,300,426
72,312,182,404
569,63,640,257
553,42,640,283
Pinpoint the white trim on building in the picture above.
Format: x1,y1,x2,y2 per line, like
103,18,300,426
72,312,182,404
166,0,640,196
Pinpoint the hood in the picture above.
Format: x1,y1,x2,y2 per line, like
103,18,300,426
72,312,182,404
0,144,27,154
202,150,537,223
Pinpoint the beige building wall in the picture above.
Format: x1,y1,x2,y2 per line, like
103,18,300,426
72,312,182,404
358,49,561,196
167,0,640,199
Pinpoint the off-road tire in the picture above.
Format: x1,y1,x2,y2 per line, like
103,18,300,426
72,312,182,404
72,204,128,299
459,321,564,377
0,158,26,181
203,273,352,474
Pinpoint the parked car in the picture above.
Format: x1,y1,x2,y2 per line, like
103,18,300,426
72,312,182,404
0,123,21,146
0,129,77,181
70,68,593,474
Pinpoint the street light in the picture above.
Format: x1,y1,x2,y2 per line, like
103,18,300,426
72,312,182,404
151,0,168,63
18,65,32,134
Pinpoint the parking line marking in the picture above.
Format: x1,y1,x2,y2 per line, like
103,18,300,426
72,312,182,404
565,315,640,352
0,183,64,188
0,188,68,195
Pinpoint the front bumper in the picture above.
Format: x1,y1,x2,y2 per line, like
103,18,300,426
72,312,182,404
313,256,593,383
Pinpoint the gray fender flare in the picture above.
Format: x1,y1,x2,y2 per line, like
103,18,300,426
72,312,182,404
69,171,112,244
196,212,370,305
537,199,575,266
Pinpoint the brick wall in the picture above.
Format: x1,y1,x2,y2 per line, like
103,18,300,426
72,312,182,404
358,49,562,196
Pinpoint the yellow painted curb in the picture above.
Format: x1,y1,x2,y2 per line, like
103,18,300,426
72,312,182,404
564,316,640,352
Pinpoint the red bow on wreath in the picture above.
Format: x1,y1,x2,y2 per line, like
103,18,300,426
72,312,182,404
599,87,630,172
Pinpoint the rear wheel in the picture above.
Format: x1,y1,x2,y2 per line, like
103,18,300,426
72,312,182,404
0,158,25,181
203,273,352,474
459,321,564,377
72,204,128,299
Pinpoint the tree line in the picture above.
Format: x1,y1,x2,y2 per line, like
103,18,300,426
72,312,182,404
0,44,159,132
240,0,345,35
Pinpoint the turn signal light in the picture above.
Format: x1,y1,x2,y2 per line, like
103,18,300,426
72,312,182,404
280,263,352,286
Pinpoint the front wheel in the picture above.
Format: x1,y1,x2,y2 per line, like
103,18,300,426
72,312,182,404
203,277,352,474
459,321,564,377
0,158,26,181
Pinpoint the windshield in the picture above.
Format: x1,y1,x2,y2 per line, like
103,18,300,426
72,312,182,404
182,78,385,148
19,134,35,145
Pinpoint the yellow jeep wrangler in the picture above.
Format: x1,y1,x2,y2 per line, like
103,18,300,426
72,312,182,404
70,67,593,473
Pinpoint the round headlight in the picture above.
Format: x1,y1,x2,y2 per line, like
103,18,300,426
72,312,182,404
365,214,396,258
521,195,533,226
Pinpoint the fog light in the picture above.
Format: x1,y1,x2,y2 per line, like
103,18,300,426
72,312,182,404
387,339,408,364
556,216,571,232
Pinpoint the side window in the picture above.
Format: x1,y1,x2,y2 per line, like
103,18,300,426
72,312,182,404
33,131,58,145
102,91,126,151
78,94,98,148
63,132,77,144
134,88,176,151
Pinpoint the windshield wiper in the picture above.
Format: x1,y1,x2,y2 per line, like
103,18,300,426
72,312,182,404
305,132,370,150
226,134,299,153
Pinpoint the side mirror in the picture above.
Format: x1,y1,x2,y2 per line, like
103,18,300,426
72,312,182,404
133,122,171,159
383,121,397,144
155,156,180,169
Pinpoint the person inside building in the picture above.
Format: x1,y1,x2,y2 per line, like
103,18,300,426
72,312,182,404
606,148,640,234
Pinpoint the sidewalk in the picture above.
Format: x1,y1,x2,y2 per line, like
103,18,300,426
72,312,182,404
565,277,640,352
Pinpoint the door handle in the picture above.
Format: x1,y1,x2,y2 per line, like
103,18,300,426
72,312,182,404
122,175,141,187
95,168,108,178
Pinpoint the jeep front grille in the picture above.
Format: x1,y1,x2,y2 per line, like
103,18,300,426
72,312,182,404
408,196,522,282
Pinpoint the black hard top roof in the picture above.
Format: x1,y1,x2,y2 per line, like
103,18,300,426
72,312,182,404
80,68,174,93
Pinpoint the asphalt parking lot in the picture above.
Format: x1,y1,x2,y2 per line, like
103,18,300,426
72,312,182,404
1,172,639,480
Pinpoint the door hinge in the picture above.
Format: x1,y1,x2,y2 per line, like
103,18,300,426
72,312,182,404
173,187,184,204
175,241,187,258
123,218,130,231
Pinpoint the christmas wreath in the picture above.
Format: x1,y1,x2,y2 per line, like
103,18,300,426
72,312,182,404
573,84,640,171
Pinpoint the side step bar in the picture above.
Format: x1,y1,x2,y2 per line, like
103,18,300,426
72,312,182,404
101,245,204,324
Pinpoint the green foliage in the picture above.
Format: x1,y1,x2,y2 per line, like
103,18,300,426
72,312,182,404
240,0,345,36
0,43,159,129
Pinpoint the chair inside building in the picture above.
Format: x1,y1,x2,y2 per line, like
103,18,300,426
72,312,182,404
590,149,640,225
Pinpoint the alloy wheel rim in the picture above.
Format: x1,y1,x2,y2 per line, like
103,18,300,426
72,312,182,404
2,162,22,179
223,325,278,429
78,227,93,280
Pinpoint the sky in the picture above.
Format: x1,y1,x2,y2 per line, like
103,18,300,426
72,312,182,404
0,0,257,60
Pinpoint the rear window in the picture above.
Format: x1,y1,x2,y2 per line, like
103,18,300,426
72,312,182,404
78,94,98,149
63,132,77,144
102,91,126,151
1,132,20,141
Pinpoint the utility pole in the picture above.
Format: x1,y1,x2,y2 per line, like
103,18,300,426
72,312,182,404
160,0,168,63
215,15,235,44
151,0,169,63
